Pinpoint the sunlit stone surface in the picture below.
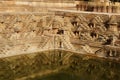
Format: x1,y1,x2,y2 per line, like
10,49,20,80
0,0,120,80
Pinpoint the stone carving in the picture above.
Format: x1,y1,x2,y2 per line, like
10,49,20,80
0,12,119,58
76,1,120,13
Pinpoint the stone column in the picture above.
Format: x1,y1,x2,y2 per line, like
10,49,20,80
93,5,97,12
79,4,82,11
96,6,99,12
116,6,120,13
98,6,101,12
112,6,117,13
101,6,104,12
101,6,103,12
111,6,114,13
81,5,84,11
84,4,87,11
76,4,79,11
82,4,85,11
103,6,107,12
108,6,112,13
106,6,108,13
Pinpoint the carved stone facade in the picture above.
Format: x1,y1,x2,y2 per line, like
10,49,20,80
76,1,120,13
0,11,119,58
0,0,119,59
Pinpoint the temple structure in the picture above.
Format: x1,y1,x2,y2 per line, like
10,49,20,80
75,0,120,13
0,0,119,59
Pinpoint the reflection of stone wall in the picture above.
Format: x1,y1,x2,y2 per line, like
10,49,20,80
0,50,73,80
0,50,120,80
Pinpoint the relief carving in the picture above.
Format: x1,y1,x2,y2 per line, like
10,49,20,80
0,13,119,58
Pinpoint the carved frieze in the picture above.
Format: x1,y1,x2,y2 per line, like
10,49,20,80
0,12,119,58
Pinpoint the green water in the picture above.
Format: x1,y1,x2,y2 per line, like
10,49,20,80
0,50,120,80
26,72,80,80
26,61,120,80
25,51,120,80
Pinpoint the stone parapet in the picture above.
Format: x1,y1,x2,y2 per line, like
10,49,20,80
76,1,120,13
0,0,76,12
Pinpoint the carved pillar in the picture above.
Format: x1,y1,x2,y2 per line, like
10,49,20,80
115,6,118,13
93,6,97,12
96,6,99,12
101,6,103,12
81,5,84,11
98,6,101,12
82,4,85,11
116,6,119,13
84,4,87,11
100,6,103,12
112,6,117,13
108,6,112,13
76,4,79,11
79,4,82,11
117,7,120,13
106,6,108,13
103,6,107,12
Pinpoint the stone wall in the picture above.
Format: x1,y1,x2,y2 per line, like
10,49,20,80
76,1,120,13
0,0,75,12
0,11,119,58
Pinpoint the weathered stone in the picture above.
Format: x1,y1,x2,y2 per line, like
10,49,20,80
0,0,119,59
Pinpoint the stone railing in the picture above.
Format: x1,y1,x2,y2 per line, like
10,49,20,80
75,1,120,13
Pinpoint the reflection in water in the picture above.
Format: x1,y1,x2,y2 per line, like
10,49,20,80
27,72,79,80
26,51,120,80
0,50,120,80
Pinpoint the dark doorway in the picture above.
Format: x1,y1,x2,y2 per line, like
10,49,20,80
57,30,64,35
